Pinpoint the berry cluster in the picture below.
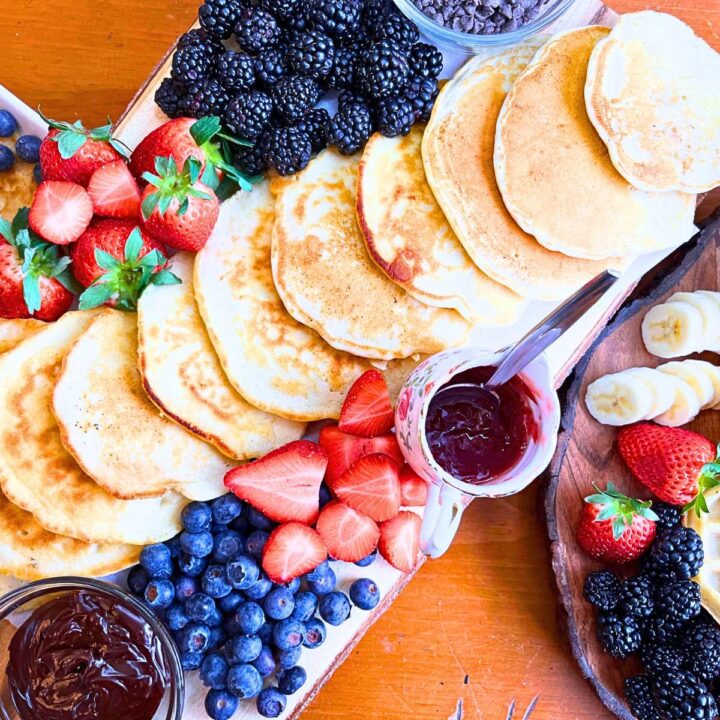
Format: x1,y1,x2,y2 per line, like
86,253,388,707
127,492,382,720
154,0,443,176
0,109,43,180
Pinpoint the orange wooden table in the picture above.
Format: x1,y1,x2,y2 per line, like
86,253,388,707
3,2,720,718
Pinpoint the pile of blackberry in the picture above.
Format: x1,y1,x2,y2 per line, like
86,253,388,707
155,0,443,176
583,506,720,720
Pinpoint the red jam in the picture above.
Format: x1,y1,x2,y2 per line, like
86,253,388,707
425,366,540,485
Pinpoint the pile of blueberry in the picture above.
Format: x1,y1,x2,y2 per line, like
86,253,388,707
155,0,443,176
0,109,42,180
128,493,382,720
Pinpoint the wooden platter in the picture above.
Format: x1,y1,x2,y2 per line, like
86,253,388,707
547,209,720,718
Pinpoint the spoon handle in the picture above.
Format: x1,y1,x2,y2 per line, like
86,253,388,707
487,269,621,388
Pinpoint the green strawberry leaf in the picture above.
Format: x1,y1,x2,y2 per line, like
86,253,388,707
217,132,253,148
55,268,83,295
138,249,165,268
79,282,115,310
585,483,658,540
141,193,161,220
186,157,202,184
190,116,222,147
22,273,42,315
215,176,240,202
56,131,88,160
201,162,220,191
94,248,122,271
150,269,182,286
48,255,72,278
124,228,144,263
0,217,12,244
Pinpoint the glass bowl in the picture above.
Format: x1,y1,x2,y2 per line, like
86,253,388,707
392,0,579,53
0,577,184,720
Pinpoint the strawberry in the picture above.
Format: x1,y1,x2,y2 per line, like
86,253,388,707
140,156,219,252
339,369,395,437
399,465,429,507
0,208,76,321
262,522,328,584
88,160,141,218
224,440,328,525
39,116,127,187
315,500,380,563
332,453,401,521
319,424,404,484
29,181,94,245
576,483,658,564
378,511,422,573
617,423,720,515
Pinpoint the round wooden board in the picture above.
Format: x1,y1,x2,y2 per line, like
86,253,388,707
546,209,720,719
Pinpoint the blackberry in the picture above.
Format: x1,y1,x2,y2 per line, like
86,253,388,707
260,0,301,22
177,29,225,57
263,127,312,176
650,526,704,581
326,45,357,89
234,141,268,177
653,502,683,531
643,615,686,647
583,570,620,611
287,30,335,79
254,47,288,87
309,0,362,39
357,40,409,100
338,89,370,111
404,75,439,122
653,670,718,720
625,676,662,720
199,0,243,39
293,108,329,153
641,552,682,585
155,78,188,119
361,0,391,32
597,612,642,659
234,7,282,54
641,644,686,677
409,42,443,79
369,11,419,47
656,580,702,624
376,96,414,137
185,78,231,118
225,90,273,141
618,575,655,618
271,76,321,124
328,101,372,155
171,43,217,85
217,50,256,92
681,623,720,682
282,0,315,32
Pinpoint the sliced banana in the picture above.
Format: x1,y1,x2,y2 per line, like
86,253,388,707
669,292,720,350
641,301,705,359
654,374,702,427
623,367,675,418
696,291,720,352
681,359,720,408
585,371,655,426
657,360,716,409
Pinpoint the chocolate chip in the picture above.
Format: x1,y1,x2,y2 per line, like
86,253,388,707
413,0,548,34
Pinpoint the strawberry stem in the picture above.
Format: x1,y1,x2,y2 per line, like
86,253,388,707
585,482,658,541
37,110,130,159
682,444,720,517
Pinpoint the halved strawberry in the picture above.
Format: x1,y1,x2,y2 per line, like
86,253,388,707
29,181,94,245
262,522,327,583
319,424,404,484
224,440,327,525
399,466,429,507
339,369,394,438
333,453,401,521
88,161,141,218
379,511,422,573
315,500,380,563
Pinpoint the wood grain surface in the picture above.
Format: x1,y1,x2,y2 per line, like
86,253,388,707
2,1,720,718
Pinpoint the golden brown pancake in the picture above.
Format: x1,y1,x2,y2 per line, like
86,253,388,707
0,318,45,353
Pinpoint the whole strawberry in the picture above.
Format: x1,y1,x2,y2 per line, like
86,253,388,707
617,423,720,515
577,483,658,564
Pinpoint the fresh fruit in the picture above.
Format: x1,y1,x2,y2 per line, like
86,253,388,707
272,619,305,651
652,501,683,531
262,126,312,177
144,579,175,609
261,522,327,584
87,160,142,218
378,510,422,573
304,560,337,595
641,644,685,678
583,570,620,611
617,423,720,512
654,374,703,427
0,110,18,137
681,623,720,681
328,99,373,155
576,483,658,564
318,591,351,626
16,135,42,164
624,675,660,720
658,360,715,409
332,453,401,522
227,663,263,700
617,575,655,618
652,670,718,720
669,291,720,348
585,370,658,426
349,578,380,610
649,525,704,580
399,465,428,507
0,146,14,172
224,90,273,141
303,617,326,649
315,500,380,563
655,579,701,622
338,369,394,437
641,300,705,358
596,611,642,658
277,665,307,694
224,440,327,525
226,556,260,590
29,181,94,245
263,587,295,620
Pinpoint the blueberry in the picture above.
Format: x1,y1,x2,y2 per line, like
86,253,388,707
354,550,378,567
181,650,205,671
283,578,301,594
200,652,229,689
219,591,244,614
167,603,190,631
225,634,262,664
303,617,326,649
235,601,265,635
205,688,238,720
15,135,41,163
186,592,217,622
202,564,234,598
253,645,277,678
212,494,244,524
244,572,273,600
127,565,149,596
278,665,307,695
273,619,305,651
319,591,351,625
208,626,228,652
210,522,229,535
223,615,242,637
305,563,336,596
226,556,260,590
257,686,287,718
264,587,295,620
165,535,183,558
291,591,318,622
0,110,18,137
178,552,208,577
349,578,380,610
33,163,43,184
319,482,332,509
230,514,251,535
212,530,244,563
207,605,223,628
227,663,263,699
0,145,16,172
144,579,175,609
246,505,274,530
174,575,199,602
140,543,174,578
180,530,214,558
245,530,270,558
182,501,213,532
177,621,211,654
276,645,302,670
257,621,275,646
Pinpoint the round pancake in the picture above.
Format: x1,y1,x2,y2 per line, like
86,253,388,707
586,11,720,193
53,309,232,501
194,180,420,422
271,149,470,360
494,27,697,261
423,39,626,300
0,311,185,545
138,251,306,459
357,127,524,325
0,318,45,353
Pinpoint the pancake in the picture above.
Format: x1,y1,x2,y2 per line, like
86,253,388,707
53,309,232,501
138,251,306,460
0,318,45,353
586,11,720,194
0,490,139,581
494,27,697,261
0,311,184,545
271,149,470,360
423,40,625,300
194,181,420,422
357,128,524,325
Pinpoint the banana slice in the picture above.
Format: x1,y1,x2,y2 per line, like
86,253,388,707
623,367,675,418
654,374,702,427
696,291,720,352
657,361,716,409
682,359,720,408
585,371,655,426
642,301,706,359
669,292,720,350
